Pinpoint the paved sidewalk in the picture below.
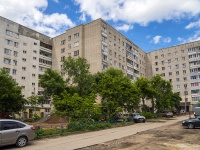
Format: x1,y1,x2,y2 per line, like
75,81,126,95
9,116,188,150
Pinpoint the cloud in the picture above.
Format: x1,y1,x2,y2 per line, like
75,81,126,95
151,36,171,44
53,0,59,3
79,13,86,22
75,0,200,25
185,20,200,29
163,37,171,43
152,36,162,44
177,30,200,43
0,0,75,37
115,24,133,32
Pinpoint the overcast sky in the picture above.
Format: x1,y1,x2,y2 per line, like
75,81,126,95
0,0,200,52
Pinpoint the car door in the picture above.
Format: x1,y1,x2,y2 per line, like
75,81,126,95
196,118,200,127
1,121,20,146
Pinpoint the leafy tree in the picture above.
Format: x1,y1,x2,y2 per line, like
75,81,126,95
62,56,92,97
170,92,182,110
93,68,140,118
53,91,101,122
39,68,65,97
134,77,155,108
0,69,26,118
26,95,45,114
150,75,173,113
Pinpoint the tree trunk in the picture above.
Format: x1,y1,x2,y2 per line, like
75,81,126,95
151,99,155,113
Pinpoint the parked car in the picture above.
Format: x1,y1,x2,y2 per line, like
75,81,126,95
182,116,200,129
0,119,36,147
127,113,146,123
194,107,200,118
160,111,173,117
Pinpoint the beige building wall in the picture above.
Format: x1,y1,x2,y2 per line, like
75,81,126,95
147,41,200,111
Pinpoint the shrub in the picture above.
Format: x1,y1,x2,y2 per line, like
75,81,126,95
142,112,158,119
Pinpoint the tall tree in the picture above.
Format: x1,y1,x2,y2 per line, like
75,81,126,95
0,69,26,118
150,75,173,113
93,68,140,118
62,56,92,97
39,68,65,97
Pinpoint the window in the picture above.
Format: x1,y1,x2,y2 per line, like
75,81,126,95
22,67,26,71
162,73,165,77
156,68,159,71
32,83,35,86
162,67,165,70
12,69,17,75
1,121,25,130
32,74,35,77
23,42,27,46
169,72,172,76
14,42,19,47
102,26,107,33
33,50,37,53
122,41,124,46
182,57,185,61
118,38,120,43
74,33,79,38
175,64,179,69
176,85,180,89
155,56,158,59
109,49,112,55
114,52,117,57
4,48,12,55
23,50,27,54
168,59,171,64
174,51,178,55
182,63,186,68
61,40,66,45
176,78,180,82
68,35,71,41
68,44,71,49
102,45,108,52
14,51,18,57
155,62,158,65
34,42,37,45
3,67,10,73
102,54,108,61
22,77,26,80
181,50,184,53
61,48,65,53
175,58,178,62
169,79,172,82
183,77,187,81
168,53,171,57
74,41,79,47
74,50,79,56
161,61,164,65
32,65,36,68
61,56,65,61
5,39,13,46
161,54,164,58
6,29,12,36
33,57,37,60
13,60,17,66
168,66,172,69
4,58,11,64
183,70,186,75
102,36,107,42
22,58,26,61
176,71,179,75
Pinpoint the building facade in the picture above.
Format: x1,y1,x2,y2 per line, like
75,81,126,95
0,16,200,117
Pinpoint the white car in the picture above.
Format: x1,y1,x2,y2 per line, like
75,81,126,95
127,113,146,123
0,119,36,147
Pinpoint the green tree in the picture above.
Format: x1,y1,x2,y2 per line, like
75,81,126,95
53,91,101,122
39,68,65,97
62,56,92,97
93,68,140,118
26,95,45,114
150,75,173,113
170,92,182,110
0,69,26,118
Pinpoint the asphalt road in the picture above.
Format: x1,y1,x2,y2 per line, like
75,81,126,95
4,116,188,150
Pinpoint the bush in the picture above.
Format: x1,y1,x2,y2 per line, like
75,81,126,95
142,112,158,119
35,128,68,139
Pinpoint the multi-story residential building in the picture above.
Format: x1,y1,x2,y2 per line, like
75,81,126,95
147,41,200,111
0,17,53,119
1,16,200,117
52,19,146,81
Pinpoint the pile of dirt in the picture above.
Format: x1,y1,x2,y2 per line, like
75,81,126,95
44,115,67,124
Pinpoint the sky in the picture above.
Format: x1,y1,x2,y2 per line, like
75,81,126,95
0,0,200,52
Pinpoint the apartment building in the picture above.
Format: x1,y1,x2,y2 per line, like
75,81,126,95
1,16,200,116
52,19,146,81
0,17,53,119
147,41,200,111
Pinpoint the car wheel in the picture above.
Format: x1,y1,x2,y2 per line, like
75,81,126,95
187,123,194,129
16,136,28,147
143,120,146,123
134,119,137,123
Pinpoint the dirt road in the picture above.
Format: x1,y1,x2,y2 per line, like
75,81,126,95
4,116,189,150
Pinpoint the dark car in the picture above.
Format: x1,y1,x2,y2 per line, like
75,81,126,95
159,111,173,117
182,116,200,129
0,119,36,147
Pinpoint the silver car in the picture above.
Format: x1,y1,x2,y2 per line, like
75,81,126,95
0,119,36,147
